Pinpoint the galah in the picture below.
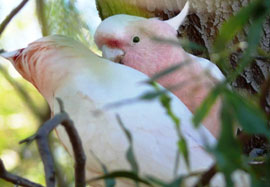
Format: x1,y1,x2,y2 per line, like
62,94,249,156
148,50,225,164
1,35,217,186
94,1,225,138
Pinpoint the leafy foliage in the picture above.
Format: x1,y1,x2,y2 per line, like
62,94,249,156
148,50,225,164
38,0,92,46
96,0,153,19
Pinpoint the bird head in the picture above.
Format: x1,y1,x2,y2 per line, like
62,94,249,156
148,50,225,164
94,1,189,76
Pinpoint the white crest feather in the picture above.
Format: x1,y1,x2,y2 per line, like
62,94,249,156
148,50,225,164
165,1,189,30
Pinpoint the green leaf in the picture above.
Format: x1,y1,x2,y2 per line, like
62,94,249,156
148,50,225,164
140,89,168,100
146,176,167,187
160,94,180,127
145,83,190,170
214,0,266,52
158,90,190,170
144,61,190,85
224,91,270,137
213,100,243,186
229,0,270,81
88,171,153,186
193,85,222,127
96,0,153,19
177,139,189,173
213,0,270,79
41,0,91,46
165,176,183,187
116,115,139,173
250,155,270,187
146,175,183,187
90,150,116,187
251,175,270,187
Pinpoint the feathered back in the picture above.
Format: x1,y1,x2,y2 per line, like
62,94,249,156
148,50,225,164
1,35,94,101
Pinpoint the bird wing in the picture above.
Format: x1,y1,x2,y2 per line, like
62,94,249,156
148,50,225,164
188,53,225,81
51,55,216,181
4,35,215,181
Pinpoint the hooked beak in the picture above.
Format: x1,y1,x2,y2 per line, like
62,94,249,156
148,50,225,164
101,45,125,64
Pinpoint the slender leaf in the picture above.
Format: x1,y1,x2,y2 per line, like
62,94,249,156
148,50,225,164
224,91,270,137
146,176,168,187
88,171,153,186
165,176,183,187
177,139,188,173
193,85,223,127
140,89,169,100
116,115,139,173
147,175,183,187
145,62,189,84
228,0,270,82
156,85,190,170
214,0,266,52
213,100,243,186
90,150,116,187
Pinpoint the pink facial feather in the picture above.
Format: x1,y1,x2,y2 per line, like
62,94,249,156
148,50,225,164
95,14,223,137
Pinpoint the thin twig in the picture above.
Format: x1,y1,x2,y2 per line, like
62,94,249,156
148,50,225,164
0,0,29,36
62,122,86,186
194,164,217,187
20,98,86,187
0,159,43,187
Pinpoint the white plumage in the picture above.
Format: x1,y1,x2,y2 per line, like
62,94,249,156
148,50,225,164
1,35,216,186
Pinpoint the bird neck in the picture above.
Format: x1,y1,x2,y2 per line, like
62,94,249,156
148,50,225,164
155,49,211,111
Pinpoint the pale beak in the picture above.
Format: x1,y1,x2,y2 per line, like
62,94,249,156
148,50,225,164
101,45,124,64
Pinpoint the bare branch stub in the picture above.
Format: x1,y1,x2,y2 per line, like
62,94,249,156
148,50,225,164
260,76,270,118
0,0,29,36
194,164,217,187
0,159,44,187
20,99,86,187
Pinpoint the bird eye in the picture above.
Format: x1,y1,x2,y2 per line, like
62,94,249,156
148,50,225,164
132,36,140,43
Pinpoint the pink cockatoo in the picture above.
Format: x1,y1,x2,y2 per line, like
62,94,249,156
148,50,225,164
94,2,225,138
1,35,217,186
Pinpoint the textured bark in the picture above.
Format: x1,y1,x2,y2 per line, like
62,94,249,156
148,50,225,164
96,0,270,111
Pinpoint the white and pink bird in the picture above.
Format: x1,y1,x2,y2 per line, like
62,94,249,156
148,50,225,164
94,1,224,138
1,35,218,186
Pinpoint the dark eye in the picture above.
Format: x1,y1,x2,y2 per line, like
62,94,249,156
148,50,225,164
132,36,140,43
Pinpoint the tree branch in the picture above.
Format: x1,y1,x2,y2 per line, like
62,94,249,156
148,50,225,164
20,98,86,187
194,164,217,187
0,159,43,187
0,0,29,36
